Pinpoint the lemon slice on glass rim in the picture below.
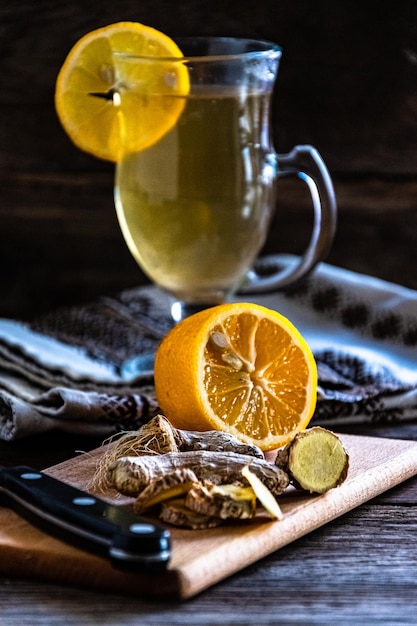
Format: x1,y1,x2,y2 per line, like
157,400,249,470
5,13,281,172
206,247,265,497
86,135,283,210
55,22,190,161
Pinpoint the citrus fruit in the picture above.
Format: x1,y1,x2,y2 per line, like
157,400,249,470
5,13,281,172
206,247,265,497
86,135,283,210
55,22,190,161
154,303,318,451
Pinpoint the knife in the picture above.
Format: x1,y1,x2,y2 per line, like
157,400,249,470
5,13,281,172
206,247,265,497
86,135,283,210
0,465,171,572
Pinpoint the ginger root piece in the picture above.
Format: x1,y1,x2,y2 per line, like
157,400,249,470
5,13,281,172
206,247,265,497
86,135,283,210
133,468,198,514
275,427,349,494
131,413,180,454
185,482,257,519
241,465,284,520
175,427,264,458
109,450,289,497
91,414,264,492
89,414,180,491
106,414,264,459
159,497,223,529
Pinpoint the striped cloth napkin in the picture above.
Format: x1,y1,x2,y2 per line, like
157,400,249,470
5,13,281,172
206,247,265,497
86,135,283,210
1,255,417,440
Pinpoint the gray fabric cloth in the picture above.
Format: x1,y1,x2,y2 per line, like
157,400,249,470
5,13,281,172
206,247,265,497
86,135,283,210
1,256,417,440
0,286,169,440
254,255,417,427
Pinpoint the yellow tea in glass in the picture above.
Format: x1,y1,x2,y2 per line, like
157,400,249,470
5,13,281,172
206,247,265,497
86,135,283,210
114,38,336,321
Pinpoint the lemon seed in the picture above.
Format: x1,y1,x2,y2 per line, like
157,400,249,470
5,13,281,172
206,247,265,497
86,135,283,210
210,331,230,350
221,351,244,370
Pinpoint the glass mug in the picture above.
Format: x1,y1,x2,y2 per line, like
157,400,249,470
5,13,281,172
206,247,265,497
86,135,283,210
114,37,337,322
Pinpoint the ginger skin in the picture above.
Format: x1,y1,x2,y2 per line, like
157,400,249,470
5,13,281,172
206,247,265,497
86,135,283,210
90,414,263,492
108,450,289,498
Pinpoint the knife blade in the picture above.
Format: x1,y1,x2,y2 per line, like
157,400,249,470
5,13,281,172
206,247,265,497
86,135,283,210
0,465,171,571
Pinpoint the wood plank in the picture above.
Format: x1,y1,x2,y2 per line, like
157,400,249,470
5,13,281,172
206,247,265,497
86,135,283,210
0,433,416,599
1,1,417,175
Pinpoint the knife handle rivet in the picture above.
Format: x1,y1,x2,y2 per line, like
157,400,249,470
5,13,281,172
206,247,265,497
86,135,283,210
20,472,42,480
72,497,97,506
129,523,156,534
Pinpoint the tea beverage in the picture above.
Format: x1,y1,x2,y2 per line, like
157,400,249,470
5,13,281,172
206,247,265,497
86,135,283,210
114,37,336,321
115,85,276,305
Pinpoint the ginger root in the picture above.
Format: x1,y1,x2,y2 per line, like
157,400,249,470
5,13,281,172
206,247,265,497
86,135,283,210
160,498,223,530
185,482,257,520
109,449,289,529
275,426,349,494
241,465,283,520
91,414,263,491
109,450,289,498
133,468,198,514
99,416,350,530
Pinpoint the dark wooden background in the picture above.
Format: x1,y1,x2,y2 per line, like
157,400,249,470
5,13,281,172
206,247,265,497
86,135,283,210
2,0,417,319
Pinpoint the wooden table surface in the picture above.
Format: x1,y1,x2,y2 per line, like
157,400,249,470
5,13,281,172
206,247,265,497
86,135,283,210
0,412,416,624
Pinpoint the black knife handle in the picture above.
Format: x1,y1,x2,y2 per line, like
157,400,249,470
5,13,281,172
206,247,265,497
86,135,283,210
0,465,171,571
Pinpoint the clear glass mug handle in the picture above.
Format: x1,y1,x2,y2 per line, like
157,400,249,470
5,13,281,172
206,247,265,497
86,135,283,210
241,144,337,293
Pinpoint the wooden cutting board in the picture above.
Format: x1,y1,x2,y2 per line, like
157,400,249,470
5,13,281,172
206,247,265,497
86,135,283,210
1,433,416,599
